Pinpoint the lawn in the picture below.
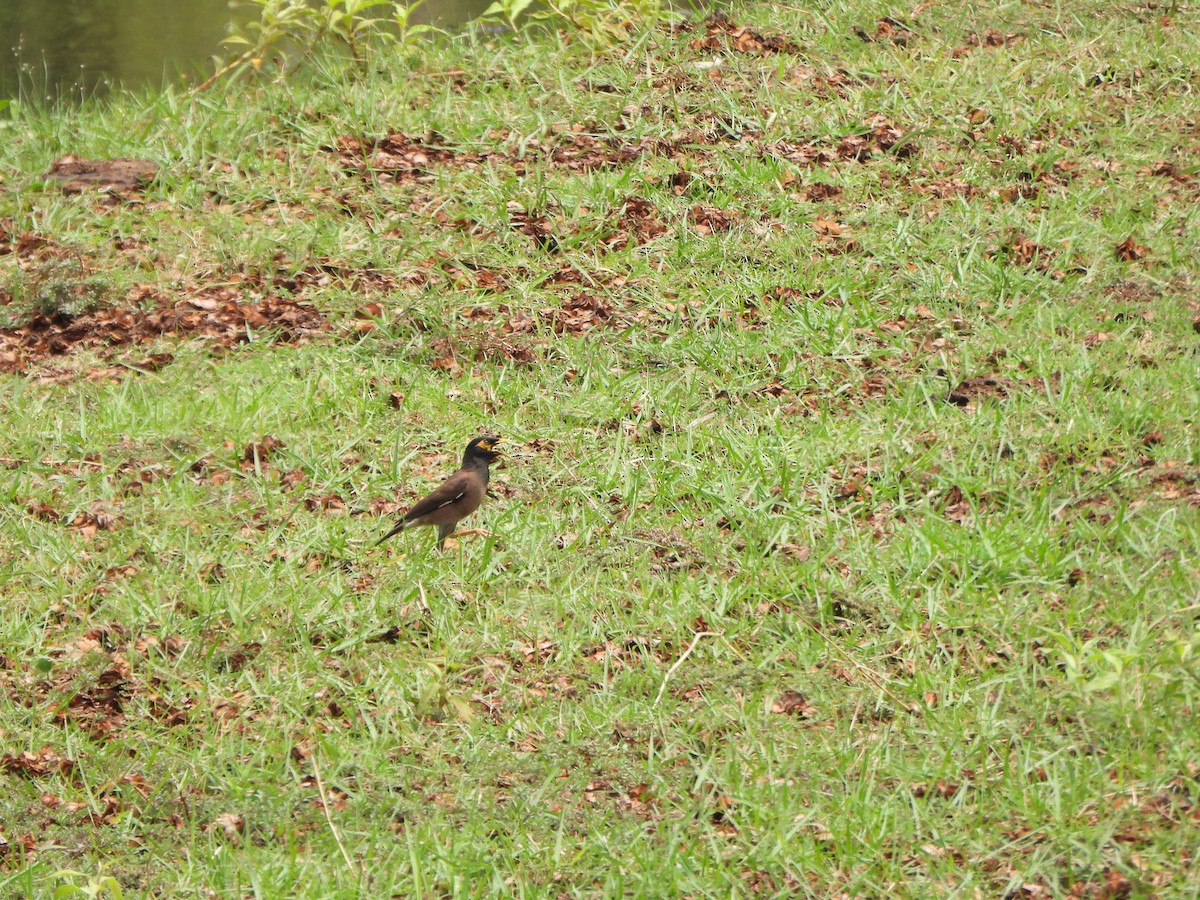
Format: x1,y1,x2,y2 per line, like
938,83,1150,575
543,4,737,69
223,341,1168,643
1,1,1198,896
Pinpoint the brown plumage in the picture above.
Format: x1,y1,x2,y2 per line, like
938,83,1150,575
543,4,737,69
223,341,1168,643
376,436,503,548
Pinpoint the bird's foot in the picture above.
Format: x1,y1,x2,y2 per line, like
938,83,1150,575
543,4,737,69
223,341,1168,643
454,528,494,541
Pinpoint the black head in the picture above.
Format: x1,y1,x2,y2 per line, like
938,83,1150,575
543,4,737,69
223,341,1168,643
463,435,503,467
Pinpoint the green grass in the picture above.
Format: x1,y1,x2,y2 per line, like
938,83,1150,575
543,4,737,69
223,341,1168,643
2,2,1199,896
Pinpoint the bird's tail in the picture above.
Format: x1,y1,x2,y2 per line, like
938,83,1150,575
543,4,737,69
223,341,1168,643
375,520,407,546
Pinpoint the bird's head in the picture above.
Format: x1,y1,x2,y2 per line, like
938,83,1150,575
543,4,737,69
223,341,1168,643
464,434,504,466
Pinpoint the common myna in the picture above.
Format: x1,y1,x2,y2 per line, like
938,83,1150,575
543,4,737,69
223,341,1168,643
376,435,503,548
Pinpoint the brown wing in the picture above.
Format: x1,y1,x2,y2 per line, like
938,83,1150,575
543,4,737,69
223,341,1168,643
403,469,482,525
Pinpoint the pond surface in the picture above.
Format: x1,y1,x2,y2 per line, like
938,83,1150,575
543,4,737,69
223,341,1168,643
0,0,489,101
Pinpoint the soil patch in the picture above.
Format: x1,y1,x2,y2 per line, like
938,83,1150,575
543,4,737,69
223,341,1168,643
947,373,1049,408
43,156,159,197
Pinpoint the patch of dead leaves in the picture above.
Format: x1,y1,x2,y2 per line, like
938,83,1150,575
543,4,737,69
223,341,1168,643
0,288,327,376
604,196,670,251
992,231,1056,270
330,126,683,182
242,435,285,469
857,17,918,45
0,747,76,778
953,30,1025,58
541,292,614,334
768,115,913,168
688,205,736,235
1115,236,1151,261
51,663,130,737
329,131,472,183
687,12,798,54
509,205,561,252
68,502,122,537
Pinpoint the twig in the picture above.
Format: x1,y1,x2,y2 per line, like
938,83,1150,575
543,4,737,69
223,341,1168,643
193,49,258,93
312,755,358,878
654,631,721,707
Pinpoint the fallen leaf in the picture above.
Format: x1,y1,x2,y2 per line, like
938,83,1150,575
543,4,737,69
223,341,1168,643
771,690,814,717
1115,236,1150,261
210,812,245,844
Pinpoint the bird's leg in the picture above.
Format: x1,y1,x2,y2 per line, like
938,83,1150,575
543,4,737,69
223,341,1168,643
436,523,457,548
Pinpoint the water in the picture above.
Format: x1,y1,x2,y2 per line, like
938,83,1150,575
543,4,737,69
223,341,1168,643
0,0,490,101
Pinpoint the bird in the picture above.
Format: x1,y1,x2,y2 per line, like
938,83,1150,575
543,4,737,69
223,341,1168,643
376,435,504,548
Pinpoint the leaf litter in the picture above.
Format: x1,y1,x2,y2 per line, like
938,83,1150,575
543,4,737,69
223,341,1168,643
0,283,327,377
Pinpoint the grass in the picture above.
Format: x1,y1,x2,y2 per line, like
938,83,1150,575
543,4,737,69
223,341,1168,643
1,1,1199,896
